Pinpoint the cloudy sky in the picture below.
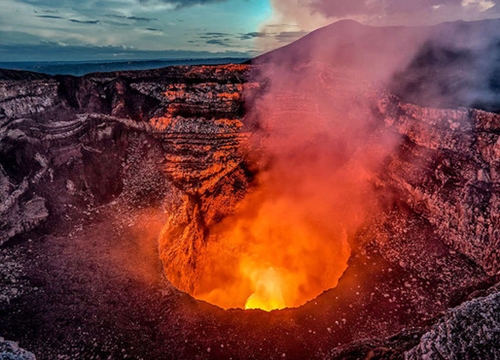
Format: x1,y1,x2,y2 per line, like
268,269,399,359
1,0,499,62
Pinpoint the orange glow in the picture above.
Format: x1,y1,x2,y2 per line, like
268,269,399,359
243,266,287,311
159,64,399,312
191,189,353,311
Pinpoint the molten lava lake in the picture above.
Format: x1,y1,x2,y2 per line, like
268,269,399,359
172,196,353,312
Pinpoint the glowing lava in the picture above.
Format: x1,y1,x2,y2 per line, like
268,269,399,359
192,191,353,311
243,265,287,311
158,64,394,312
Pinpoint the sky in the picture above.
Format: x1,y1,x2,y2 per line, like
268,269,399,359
1,0,500,62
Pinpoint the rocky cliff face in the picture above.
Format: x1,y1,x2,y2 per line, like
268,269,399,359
405,283,500,359
378,101,500,276
0,64,249,243
0,64,499,359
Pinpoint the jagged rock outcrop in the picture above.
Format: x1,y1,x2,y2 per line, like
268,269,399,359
378,100,500,276
0,338,35,360
405,285,500,359
0,167,48,246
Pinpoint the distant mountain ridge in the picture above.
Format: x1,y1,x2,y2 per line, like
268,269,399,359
251,18,500,112
0,57,249,77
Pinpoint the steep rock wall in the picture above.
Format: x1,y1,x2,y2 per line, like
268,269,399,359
378,100,500,275
0,65,249,247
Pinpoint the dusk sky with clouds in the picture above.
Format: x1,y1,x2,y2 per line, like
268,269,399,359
1,0,500,62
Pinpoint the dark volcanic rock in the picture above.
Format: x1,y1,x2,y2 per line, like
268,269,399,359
0,162,48,246
377,101,500,276
0,69,51,81
0,337,35,360
405,286,500,359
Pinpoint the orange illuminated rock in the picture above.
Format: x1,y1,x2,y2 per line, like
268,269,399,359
157,64,387,311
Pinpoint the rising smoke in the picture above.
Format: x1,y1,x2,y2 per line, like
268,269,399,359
265,0,500,29
205,62,400,309
195,0,500,310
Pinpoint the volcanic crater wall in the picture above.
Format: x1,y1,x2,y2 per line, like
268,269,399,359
1,63,500,356
1,64,499,288
0,65,250,245
377,99,500,276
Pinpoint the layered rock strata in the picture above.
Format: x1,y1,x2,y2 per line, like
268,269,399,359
0,65,249,246
378,100,500,276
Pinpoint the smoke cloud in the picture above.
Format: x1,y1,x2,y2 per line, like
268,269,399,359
311,0,498,18
197,48,403,310
262,0,500,37
192,1,500,311
212,62,399,309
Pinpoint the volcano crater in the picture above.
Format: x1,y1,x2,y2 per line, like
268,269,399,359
0,63,499,359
